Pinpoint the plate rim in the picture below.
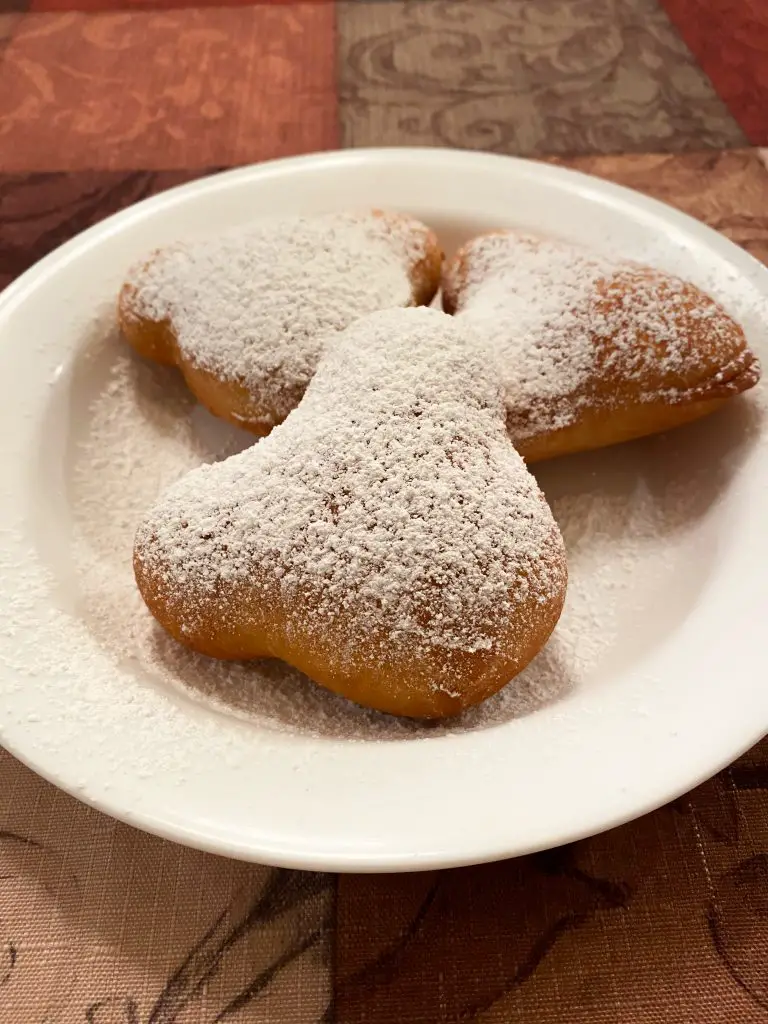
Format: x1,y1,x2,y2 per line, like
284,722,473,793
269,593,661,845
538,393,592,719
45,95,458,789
0,146,767,872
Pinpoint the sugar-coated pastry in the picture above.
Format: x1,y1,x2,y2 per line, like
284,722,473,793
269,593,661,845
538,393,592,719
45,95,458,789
134,308,567,719
119,211,442,435
443,231,760,462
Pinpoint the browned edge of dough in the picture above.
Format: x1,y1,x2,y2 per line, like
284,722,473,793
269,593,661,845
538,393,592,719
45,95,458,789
118,214,444,437
442,230,762,463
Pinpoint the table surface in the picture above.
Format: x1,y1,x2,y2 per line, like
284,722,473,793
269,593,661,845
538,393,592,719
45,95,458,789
1,1,768,1021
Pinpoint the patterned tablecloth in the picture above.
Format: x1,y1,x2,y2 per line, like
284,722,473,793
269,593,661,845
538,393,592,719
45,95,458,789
1,1,768,1021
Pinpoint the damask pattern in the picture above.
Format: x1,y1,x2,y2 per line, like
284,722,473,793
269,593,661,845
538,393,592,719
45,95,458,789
0,750,333,1023
0,12,21,54
0,6,338,172
337,0,746,154
556,148,768,264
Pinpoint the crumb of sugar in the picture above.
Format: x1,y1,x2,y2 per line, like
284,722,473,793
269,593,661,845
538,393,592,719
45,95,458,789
124,212,429,425
135,308,566,685
450,232,746,441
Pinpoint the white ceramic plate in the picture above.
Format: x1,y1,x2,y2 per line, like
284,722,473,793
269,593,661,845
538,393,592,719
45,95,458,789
1,149,767,872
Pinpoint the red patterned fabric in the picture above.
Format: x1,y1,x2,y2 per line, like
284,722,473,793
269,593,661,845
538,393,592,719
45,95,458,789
661,0,768,143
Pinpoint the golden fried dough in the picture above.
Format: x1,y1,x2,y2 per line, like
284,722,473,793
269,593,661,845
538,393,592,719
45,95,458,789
443,231,760,462
135,308,567,719
119,210,442,436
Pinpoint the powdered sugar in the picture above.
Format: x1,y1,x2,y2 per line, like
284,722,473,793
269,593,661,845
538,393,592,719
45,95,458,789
135,309,566,705
447,233,610,436
446,232,750,442
2,263,757,744
123,212,430,428
26,312,735,741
